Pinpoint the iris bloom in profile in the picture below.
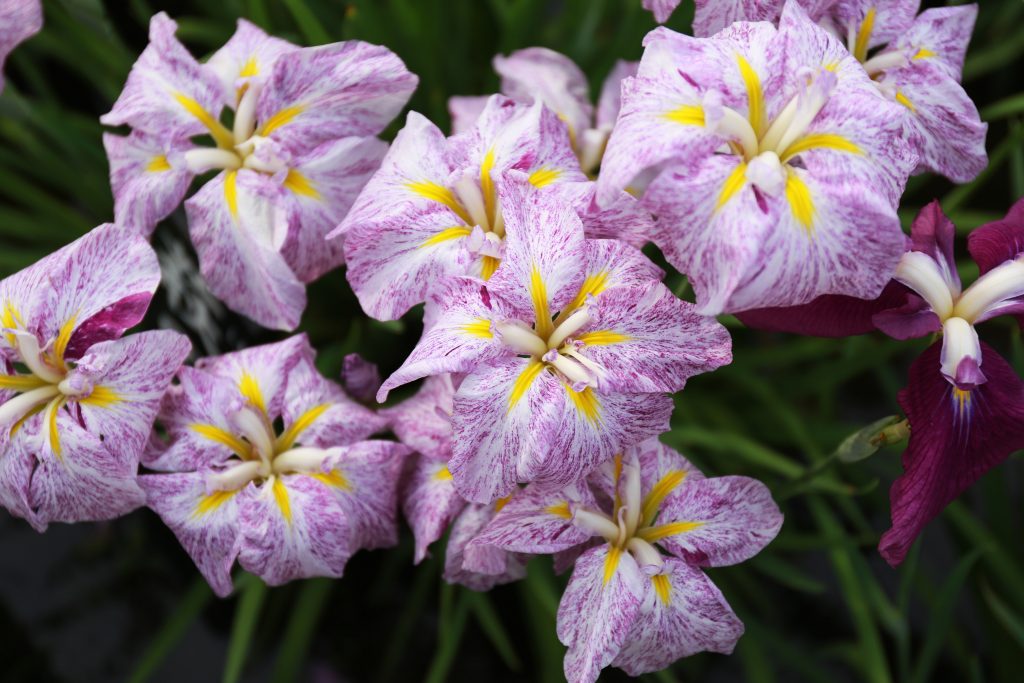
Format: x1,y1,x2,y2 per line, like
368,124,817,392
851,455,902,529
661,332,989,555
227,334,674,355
449,48,638,175
102,13,417,330
0,224,190,530
472,440,783,683
140,335,409,596
335,95,653,321
0,0,41,92
377,175,731,503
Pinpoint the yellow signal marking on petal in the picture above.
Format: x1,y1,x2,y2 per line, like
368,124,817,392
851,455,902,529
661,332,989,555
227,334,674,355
276,403,331,452
895,91,916,112
603,546,622,585
530,265,554,339
482,256,501,280
238,371,266,413
52,315,77,368
785,171,815,234
736,54,765,136
565,271,611,315
779,134,861,163
311,469,351,491
641,470,689,526
10,404,45,438
259,104,305,136
224,170,239,220
146,155,172,172
528,166,561,188
576,330,631,346
193,489,237,518
273,478,293,524
189,423,251,459
419,226,472,248
406,180,473,225
480,148,497,225
566,386,601,425
914,47,936,60
716,162,748,211
239,56,259,78
434,465,453,481
172,92,235,149
638,520,705,543
47,397,66,459
662,105,705,126
0,375,48,391
508,359,544,412
546,501,572,519
461,318,493,338
953,387,972,416
1,300,24,346
80,385,121,408
854,7,876,62
495,494,514,513
283,169,321,199
823,61,839,72
651,574,672,605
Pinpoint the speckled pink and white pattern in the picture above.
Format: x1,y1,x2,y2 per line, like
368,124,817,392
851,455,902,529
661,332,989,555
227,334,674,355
0,0,41,92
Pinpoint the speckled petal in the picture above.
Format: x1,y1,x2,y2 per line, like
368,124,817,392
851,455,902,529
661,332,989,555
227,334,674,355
380,374,456,461
691,0,784,37
552,182,655,249
401,455,466,563
595,60,638,130
0,0,42,92
444,503,527,591
197,334,310,419
448,95,490,134
493,47,593,143
0,429,38,525
642,0,684,24
471,481,594,554
896,5,977,81
205,18,299,106
830,0,919,52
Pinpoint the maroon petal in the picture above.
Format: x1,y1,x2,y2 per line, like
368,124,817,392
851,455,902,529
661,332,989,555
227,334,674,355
968,198,1024,276
879,341,1024,566
65,292,154,361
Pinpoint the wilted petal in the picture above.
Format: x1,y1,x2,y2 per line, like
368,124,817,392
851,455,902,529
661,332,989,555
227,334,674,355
340,353,382,403
205,18,298,106
401,455,465,563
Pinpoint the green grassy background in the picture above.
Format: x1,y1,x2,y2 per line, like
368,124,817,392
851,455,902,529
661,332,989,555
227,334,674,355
1,1,1023,681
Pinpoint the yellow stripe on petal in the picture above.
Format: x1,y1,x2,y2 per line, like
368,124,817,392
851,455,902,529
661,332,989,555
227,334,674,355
785,171,815,234
239,56,259,78
637,520,704,542
641,469,688,526
530,265,553,338
508,359,544,413
566,385,601,425
419,226,472,248
190,423,251,459
565,271,610,314
276,403,330,452
716,162,748,211
736,54,764,136
283,169,320,199
46,397,66,459
651,574,672,605
895,91,916,112
311,469,351,491
224,170,239,220
173,92,235,149
603,545,622,585
80,385,121,408
259,104,305,137
52,315,77,368
146,155,171,172
914,47,936,60
662,105,705,126
780,134,861,163
546,501,572,519
238,371,266,413
482,255,501,280
528,166,561,188
406,180,473,225
273,478,292,524
434,465,453,481
576,330,631,346
495,494,514,513
853,7,876,62
461,318,493,338
0,375,48,391
193,489,236,519
480,148,497,225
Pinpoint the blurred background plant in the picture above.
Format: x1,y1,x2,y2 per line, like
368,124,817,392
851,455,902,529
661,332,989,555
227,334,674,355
1,1,1022,682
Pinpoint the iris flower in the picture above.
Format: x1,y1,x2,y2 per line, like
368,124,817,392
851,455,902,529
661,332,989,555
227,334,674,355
472,440,783,682
0,224,190,530
377,175,731,503
140,335,409,596
102,14,417,330
598,2,916,315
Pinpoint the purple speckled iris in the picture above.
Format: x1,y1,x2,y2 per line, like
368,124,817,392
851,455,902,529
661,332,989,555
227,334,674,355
469,439,783,683
139,335,409,596
0,0,41,92
0,223,191,531
598,2,919,316
101,13,417,330
376,175,731,504
333,94,654,322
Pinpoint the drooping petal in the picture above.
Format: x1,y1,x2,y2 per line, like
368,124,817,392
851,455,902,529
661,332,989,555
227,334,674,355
139,471,243,597
444,502,527,591
340,353,382,403
379,374,455,461
968,199,1024,276
612,557,744,674
654,475,783,567
204,18,299,106
448,95,490,134
580,281,732,393
255,40,417,157
401,455,465,563
103,130,195,237
101,13,225,140
377,278,513,401
0,0,42,92
879,341,1024,566
471,481,595,554
691,0,784,37
557,545,645,683
896,5,977,81
595,60,638,130
185,169,306,331
0,429,38,525
237,475,353,585
278,136,388,282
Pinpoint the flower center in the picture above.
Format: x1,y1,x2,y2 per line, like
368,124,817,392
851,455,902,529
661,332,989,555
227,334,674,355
495,305,600,389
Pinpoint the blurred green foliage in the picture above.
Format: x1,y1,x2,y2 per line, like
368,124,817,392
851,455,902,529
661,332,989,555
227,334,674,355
1,1,1023,682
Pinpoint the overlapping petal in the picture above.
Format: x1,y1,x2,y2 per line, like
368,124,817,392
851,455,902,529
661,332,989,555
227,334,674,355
471,482,595,554
443,502,527,591
205,18,298,106
401,456,465,563
0,0,42,92
493,47,593,143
